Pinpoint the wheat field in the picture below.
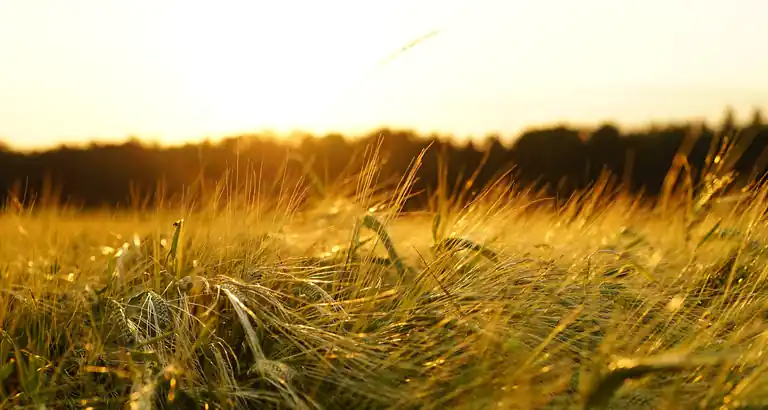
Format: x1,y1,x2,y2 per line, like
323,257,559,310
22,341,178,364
1,142,768,410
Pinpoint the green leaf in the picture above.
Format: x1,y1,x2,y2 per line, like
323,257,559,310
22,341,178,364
0,360,14,382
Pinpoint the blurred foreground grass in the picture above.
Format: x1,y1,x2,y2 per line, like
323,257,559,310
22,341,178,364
2,141,768,409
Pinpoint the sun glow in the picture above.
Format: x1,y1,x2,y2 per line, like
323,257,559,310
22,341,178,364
164,2,370,138
1,0,767,148
0,0,464,147
145,0,470,143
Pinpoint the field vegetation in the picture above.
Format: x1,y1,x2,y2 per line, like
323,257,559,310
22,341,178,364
1,135,768,409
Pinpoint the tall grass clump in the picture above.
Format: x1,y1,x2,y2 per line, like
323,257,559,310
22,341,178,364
2,132,768,409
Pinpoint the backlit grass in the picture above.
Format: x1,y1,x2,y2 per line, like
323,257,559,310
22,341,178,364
1,141,768,409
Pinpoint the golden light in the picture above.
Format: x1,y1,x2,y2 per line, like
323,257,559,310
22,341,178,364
156,0,456,143
0,0,766,148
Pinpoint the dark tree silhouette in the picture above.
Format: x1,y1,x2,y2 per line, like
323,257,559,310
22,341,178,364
586,123,624,180
0,107,767,211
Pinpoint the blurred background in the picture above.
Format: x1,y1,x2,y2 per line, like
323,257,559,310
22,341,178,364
1,0,766,208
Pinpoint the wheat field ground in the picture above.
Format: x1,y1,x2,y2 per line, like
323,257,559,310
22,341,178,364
1,148,768,410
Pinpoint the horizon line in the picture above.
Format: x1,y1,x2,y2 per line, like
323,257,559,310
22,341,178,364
2,108,756,153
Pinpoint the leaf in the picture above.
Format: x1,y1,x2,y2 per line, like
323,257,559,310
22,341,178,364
431,212,441,243
360,214,411,277
696,220,722,250
582,352,728,410
166,218,185,278
219,285,265,361
0,360,14,382
435,237,499,262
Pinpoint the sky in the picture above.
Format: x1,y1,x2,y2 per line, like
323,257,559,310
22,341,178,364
1,0,767,149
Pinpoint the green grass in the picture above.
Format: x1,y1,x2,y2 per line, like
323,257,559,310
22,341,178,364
2,142,768,409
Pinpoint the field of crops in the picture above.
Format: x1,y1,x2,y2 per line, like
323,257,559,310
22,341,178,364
1,146,768,409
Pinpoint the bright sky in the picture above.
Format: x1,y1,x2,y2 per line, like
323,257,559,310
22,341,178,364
1,0,767,149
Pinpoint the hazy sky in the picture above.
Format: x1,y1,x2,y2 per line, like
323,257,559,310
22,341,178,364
1,0,767,149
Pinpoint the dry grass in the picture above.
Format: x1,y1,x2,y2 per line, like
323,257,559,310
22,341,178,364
1,139,768,409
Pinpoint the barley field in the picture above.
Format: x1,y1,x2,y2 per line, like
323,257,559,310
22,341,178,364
1,144,768,410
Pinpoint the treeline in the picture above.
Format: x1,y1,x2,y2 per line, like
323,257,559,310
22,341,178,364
1,107,767,211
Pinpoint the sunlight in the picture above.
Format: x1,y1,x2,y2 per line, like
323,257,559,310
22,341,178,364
0,0,766,148
160,0,460,139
